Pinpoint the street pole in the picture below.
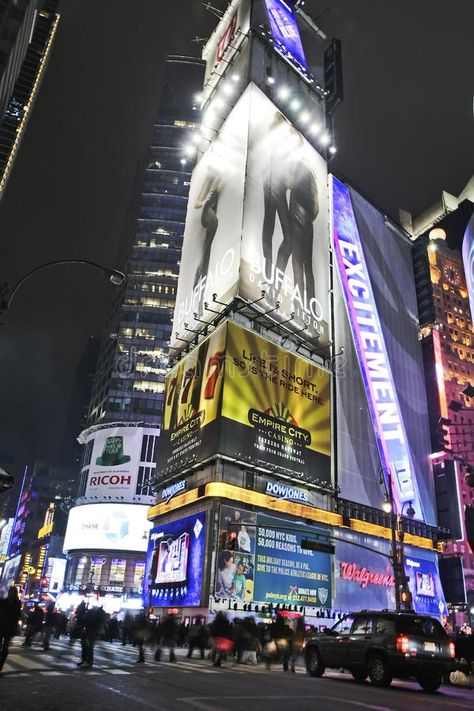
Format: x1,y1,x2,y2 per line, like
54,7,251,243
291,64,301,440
387,470,401,612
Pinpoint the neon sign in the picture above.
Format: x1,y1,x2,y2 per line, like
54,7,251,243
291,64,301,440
331,176,424,520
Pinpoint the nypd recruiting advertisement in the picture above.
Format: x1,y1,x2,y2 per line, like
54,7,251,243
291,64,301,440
215,505,331,607
144,512,207,608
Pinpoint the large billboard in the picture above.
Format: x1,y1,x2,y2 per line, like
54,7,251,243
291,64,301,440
403,549,448,618
171,83,330,351
144,512,206,608
331,176,435,523
159,320,331,485
263,0,307,71
215,505,331,607
80,426,158,503
63,504,152,553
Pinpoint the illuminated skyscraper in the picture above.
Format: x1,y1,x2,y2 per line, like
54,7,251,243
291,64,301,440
406,177,474,600
87,56,204,428
0,0,59,198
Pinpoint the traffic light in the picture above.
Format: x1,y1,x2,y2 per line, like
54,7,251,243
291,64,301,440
434,417,451,452
228,531,237,550
401,588,412,608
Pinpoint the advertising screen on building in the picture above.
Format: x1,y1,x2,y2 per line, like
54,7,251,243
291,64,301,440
171,83,330,351
215,505,331,607
264,0,307,71
0,518,13,563
334,530,395,611
82,426,151,502
63,504,152,553
159,320,331,485
240,85,330,347
331,175,435,523
144,512,206,608
403,551,447,618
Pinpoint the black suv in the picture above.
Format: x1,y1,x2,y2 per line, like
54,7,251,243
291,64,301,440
305,611,455,692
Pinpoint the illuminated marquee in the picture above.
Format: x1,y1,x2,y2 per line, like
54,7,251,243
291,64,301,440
331,176,424,520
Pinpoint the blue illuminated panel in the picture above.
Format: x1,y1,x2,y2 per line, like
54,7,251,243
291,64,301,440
144,512,206,607
264,0,307,71
332,176,425,521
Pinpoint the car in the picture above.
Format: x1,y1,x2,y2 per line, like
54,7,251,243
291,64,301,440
305,610,455,692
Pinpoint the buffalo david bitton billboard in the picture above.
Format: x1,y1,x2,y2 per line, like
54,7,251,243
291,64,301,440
158,321,331,486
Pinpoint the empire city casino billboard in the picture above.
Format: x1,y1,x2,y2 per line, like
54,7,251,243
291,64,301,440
171,82,330,352
331,176,436,524
158,320,331,486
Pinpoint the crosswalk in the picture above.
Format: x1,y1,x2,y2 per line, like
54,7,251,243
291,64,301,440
0,638,308,679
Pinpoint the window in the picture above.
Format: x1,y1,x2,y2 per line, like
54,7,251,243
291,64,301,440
351,617,371,636
133,561,146,591
374,617,395,635
330,616,354,635
109,558,126,584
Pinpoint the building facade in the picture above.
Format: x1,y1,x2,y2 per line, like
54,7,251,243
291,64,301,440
407,178,474,608
145,0,445,626
0,0,59,198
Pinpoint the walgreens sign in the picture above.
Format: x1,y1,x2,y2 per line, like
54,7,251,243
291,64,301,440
340,561,395,589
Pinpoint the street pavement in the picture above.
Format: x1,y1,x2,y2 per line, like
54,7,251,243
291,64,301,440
0,637,473,711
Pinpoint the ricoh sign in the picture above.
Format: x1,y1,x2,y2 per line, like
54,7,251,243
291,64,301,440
82,426,153,502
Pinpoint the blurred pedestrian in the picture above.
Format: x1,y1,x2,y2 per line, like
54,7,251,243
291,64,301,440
78,606,106,668
0,587,22,671
106,615,119,643
156,613,179,662
270,614,294,671
122,612,134,646
42,602,55,651
23,603,43,647
133,612,151,663
187,618,206,659
209,612,233,667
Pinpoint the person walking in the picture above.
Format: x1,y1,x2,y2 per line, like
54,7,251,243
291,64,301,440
155,613,179,662
133,612,151,664
23,602,43,647
187,618,206,659
42,602,55,651
0,587,22,672
209,612,233,667
78,606,105,668
270,614,294,671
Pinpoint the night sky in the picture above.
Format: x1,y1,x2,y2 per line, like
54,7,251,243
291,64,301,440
0,0,472,494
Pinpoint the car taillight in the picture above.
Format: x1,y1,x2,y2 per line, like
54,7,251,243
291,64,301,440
449,642,455,659
396,635,410,653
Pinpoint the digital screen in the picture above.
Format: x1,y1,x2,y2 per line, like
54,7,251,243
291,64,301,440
404,553,447,617
415,571,435,597
215,506,331,607
156,532,189,584
63,504,152,553
264,0,307,70
144,512,206,608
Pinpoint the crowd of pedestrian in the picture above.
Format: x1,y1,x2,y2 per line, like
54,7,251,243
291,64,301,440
1,585,474,682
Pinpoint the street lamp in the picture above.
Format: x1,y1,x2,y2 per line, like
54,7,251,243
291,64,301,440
0,259,126,314
379,469,414,613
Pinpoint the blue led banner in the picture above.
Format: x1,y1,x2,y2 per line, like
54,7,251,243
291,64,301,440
264,0,307,71
331,176,425,521
404,554,448,618
144,512,206,608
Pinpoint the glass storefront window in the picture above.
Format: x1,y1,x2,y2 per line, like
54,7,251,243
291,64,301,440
110,558,126,584
133,561,145,591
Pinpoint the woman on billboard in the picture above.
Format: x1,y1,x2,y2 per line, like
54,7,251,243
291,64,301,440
193,150,223,290
261,112,292,278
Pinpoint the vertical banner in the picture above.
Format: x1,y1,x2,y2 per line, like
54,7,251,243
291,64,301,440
404,553,447,618
240,85,330,348
331,175,425,521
